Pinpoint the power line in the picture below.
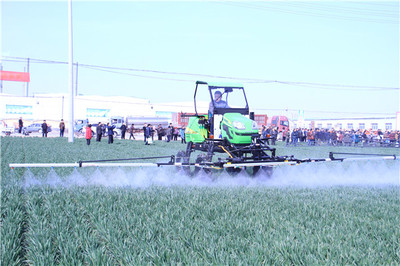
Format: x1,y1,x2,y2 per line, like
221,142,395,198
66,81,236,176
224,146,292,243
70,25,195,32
1,94,394,116
280,1,398,18
81,65,193,83
1,57,266,82
2,56,399,91
274,81,398,91
215,1,399,24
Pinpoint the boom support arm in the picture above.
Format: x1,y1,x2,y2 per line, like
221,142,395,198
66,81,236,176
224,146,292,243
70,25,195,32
9,153,398,169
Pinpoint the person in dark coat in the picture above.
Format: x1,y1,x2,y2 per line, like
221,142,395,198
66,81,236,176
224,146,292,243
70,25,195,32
180,127,186,144
271,127,277,145
166,126,172,142
330,130,337,146
291,128,298,146
144,124,151,145
107,123,115,144
120,123,127,139
168,123,174,141
143,123,148,143
59,119,65,137
129,124,135,140
150,124,155,141
41,120,48,137
102,124,107,136
285,130,291,146
261,125,270,145
18,117,23,133
96,122,102,142
156,124,164,141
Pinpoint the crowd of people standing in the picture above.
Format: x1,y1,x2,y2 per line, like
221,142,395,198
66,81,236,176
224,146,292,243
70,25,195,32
262,126,400,147
81,122,186,145
13,117,399,148
143,123,186,145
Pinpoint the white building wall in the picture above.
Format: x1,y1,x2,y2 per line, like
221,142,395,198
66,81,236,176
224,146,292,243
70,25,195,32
75,95,155,123
0,94,65,127
0,93,155,128
302,117,397,131
2,93,398,131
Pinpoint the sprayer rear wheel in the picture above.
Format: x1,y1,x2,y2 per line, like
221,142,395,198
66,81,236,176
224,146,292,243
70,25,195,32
176,151,190,175
193,154,212,175
226,167,242,176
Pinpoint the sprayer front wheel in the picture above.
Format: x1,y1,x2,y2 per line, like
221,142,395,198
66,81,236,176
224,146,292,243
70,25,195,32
261,166,273,177
252,166,261,176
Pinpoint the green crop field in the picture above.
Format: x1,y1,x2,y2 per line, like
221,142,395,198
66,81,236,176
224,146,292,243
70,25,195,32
1,137,399,264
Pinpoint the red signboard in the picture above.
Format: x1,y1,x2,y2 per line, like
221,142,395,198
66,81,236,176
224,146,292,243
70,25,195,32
0,71,30,82
254,114,268,127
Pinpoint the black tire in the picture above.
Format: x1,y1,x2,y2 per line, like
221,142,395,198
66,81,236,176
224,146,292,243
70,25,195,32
252,166,261,176
176,151,190,175
175,151,185,166
260,166,274,177
226,167,242,176
193,154,212,176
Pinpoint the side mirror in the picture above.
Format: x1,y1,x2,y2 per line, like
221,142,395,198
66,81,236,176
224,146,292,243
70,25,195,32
249,112,255,120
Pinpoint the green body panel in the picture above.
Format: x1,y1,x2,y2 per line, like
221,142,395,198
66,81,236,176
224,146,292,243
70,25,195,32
221,113,258,144
185,116,208,143
185,113,257,144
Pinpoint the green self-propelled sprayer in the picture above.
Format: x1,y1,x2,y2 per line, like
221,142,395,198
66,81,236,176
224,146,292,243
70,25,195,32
9,81,398,175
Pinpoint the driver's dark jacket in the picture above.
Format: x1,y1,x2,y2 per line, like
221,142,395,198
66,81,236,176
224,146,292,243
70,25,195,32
209,100,229,114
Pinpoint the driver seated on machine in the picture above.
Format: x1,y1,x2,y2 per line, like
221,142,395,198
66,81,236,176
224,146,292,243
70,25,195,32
209,90,229,114
208,90,229,137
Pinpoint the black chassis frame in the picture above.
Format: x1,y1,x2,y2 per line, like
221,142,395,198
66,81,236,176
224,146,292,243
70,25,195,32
184,135,284,166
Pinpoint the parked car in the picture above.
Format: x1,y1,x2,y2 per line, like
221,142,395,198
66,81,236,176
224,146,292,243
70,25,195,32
23,123,52,135
0,120,14,135
74,119,89,133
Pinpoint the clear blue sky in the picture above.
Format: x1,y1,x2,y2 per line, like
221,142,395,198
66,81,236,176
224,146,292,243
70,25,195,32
1,1,399,118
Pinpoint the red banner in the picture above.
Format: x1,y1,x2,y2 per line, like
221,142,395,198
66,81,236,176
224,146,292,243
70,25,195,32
0,71,30,82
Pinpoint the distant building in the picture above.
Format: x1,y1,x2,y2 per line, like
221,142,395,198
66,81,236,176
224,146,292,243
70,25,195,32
0,93,154,127
295,116,398,131
1,93,398,131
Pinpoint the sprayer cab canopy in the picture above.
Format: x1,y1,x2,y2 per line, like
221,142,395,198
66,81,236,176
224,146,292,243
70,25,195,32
195,81,250,115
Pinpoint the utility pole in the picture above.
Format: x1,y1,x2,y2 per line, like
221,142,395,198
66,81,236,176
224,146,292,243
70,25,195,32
68,0,74,142
0,63,3,93
25,58,30,96
61,96,64,119
75,62,78,96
